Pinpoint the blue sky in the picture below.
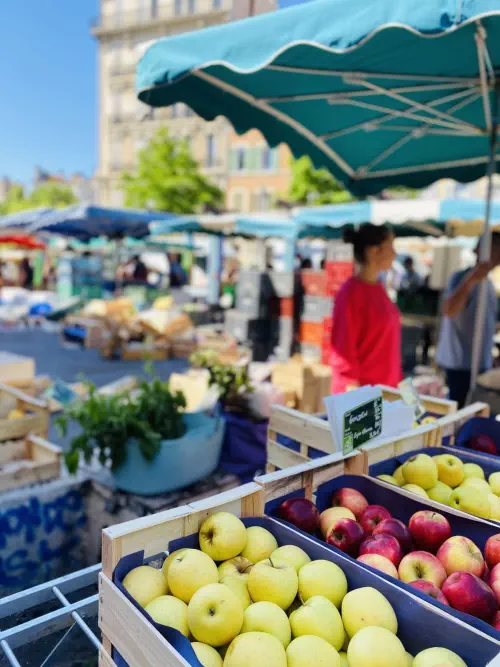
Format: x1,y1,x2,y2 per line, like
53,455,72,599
0,1,99,186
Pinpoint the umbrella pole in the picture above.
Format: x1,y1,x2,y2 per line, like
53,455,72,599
467,103,498,403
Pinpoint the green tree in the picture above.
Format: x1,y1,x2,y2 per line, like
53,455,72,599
120,128,224,214
2,185,31,213
287,156,355,206
29,182,77,208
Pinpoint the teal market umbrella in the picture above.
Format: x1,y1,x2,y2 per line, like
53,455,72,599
137,0,500,395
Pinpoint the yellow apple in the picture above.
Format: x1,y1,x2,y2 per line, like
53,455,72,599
320,507,356,537
421,416,437,425
162,549,187,590
426,480,453,505
489,493,500,520
298,560,348,608
122,565,167,608
287,596,302,616
286,635,341,667
289,595,344,650
240,526,278,564
394,465,406,486
271,545,310,573
341,586,398,638
402,484,428,498
402,454,438,490
460,477,491,495
218,557,253,581
199,512,247,561
220,575,252,610
223,632,287,667
247,558,298,610
347,626,407,667
144,595,188,636
187,583,243,647
412,647,467,667
463,462,485,480
433,454,465,488
241,601,291,647
168,549,219,603
489,471,500,496
449,486,490,519
377,474,399,486
339,651,348,667
406,653,413,667
191,642,223,667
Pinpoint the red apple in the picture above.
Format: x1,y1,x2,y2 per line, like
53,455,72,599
492,610,500,630
330,488,369,520
326,518,364,556
467,434,497,455
485,534,500,570
359,533,403,567
489,563,500,605
442,572,497,622
437,536,485,577
359,505,392,535
407,579,450,605
357,554,399,579
398,551,447,588
483,563,491,586
373,518,412,553
408,510,452,554
279,497,320,534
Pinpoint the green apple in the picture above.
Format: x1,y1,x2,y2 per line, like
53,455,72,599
341,586,397,638
402,454,438,490
298,560,348,608
339,651,348,667
489,493,500,520
427,480,453,505
449,486,490,519
161,548,187,590
342,633,350,651
199,512,247,561
122,565,167,608
347,626,407,667
191,642,223,667
223,632,287,667
406,653,413,667
286,635,341,667
167,549,218,603
218,557,253,581
320,507,356,537
247,558,298,610
187,583,243,647
377,474,399,486
241,601,291,647
144,595,189,636
393,465,406,486
489,471,500,495
271,545,310,573
460,477,491,494
463,462,485,480
219,575,252,610
402,483,428,498
289,595,344,650
433,454,464,488
240,526,278,564
412,647,467,667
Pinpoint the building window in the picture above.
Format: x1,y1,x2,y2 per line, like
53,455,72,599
254,189,272,211
206,135,216,167
174,0,182,16
151,0,159,18
236,147,246,171
231,191,245,212
171,103,178,119
188,0,196,13
213,0,222,8
184,105,195,117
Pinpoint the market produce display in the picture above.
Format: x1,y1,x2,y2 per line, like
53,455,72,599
278,491,500,629
375,452,500,521
121,511,467,667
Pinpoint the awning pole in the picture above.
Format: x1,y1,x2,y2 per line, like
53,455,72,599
468,94,498,402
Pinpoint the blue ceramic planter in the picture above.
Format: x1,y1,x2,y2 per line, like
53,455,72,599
113,412,225,496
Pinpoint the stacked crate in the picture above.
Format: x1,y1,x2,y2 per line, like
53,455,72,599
268,271,296,361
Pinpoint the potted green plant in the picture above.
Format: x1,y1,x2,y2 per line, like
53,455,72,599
57,376,225,496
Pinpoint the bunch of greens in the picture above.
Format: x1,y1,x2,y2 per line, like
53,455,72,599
190,351,253,411
57,379,186,474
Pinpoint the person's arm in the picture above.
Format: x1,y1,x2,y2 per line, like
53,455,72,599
331,290,361,390
442,263,491,318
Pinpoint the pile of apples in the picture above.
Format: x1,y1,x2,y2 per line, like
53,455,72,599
279,487,500,629
121,511,468,667
377,452,500,521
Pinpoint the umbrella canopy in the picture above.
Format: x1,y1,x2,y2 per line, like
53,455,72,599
138,0,500,196
0,234,45,250
0,208,54,230
27,205,177,241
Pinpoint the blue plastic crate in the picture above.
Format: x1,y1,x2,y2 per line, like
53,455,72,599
111,517,500,667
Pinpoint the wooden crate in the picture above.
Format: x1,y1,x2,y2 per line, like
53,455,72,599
99,483,264,667
0,383,49,442
0,352,35,386
0,434,62,492
436,401,490,445
378,384,457,416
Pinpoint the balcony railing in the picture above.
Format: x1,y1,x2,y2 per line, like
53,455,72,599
92,0,229,33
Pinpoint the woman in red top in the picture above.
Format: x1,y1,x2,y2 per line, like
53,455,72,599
331,224,402,393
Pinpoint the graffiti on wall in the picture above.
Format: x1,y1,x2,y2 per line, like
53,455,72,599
0,487,87,590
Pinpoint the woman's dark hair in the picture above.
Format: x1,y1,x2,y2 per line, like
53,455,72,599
343,224,392,264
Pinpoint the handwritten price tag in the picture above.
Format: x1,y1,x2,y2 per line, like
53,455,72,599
342,396,383,455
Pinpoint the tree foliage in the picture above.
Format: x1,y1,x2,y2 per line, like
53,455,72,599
0,182,77,215
287,156,355,206
120,128,224,214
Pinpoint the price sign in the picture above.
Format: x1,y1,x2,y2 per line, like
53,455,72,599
342,396,383,455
